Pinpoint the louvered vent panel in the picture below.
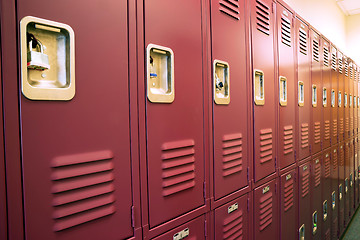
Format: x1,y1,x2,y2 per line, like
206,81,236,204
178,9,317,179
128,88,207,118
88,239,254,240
324,47,329,67
51,150,116,232
222,133,243,177
345,60,349,77
339,58,343,74
283,125,293,155
332,218,338,240
284,178,294,212
259,191,273,231
256,0,270,35
324,154,331,178
346,117,349,133
301,167,310,197
333,119,338,138
324,120,330,140
223,209,244,239
332,150,338,171
350,65,353,79
301,123,309,149
331,52,337,71
161,139,196,197
299,29,307,55
260,128,273,163
219,0,240,20
313,40,320,62
325,229,331,240
315,160,321,187
281,16,291,47
339,147,344,167
314,122,321,144
339,118,344,135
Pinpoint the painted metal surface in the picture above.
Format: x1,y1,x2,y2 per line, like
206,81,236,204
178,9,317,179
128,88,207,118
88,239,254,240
330,45,338,145
298,159,312,240
338,51,345,143
338,142,346,236
210,0,249,200
254,178,278,240
322,38,331,149
250,0,276,181
214,194,249,240
349,60,354,138
322,148,332,240
331,145,339,240
295,17,311,161
17,0,135,239
144,0,205,228
311,153,322,240
349,139,355,218
280,168,297,240
344,56,350,140
344,140,350,226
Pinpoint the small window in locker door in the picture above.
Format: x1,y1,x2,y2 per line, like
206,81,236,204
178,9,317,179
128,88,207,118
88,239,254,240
298,81,304,106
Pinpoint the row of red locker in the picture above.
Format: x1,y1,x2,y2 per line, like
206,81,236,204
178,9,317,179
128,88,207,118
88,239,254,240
0,0,360,239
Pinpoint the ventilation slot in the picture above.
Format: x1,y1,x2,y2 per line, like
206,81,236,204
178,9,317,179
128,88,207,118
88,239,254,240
332,151,338,172
314,122,321,144
324,47,329,67
339,147,344,167
259,191,273,231
299,29,307,55
219,0,240,20
301,167,310,197
315,160,321,187
332,119,338,138
339,58,343,74
161,139,196,197
256,0,270,35
283,125,293,155
260,128,273,163
51,150,116,232
301,123,309,149
324,120,330,140
346,117,349,133
223,209,244,239
331,52,336,70
324,155,331,178
313,40,319,62
284,177,294,212
222,133,243,177
332,218,338,240
345,60,349,77
281,16,291,47
339,118,344,135
350,65,353,79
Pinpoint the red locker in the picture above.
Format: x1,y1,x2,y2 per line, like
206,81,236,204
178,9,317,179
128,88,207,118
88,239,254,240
280,169,297,240
276,2,296,169
151,215,206,240
310,29,322,155
322,149,332,239
210,0,249,200
349,61,354,138
321,38,331,149
349,139,355,218
17,1,137,239
338,143,345,235
250,0,276,181
344,141,350,226
338,51,345,142
331,145,339,240
354,65,358,136
358,67,360,135
356,138,360,208
311,153,322,240
214,194,249,240
254,179,278,240
295,16,311,161
298,159,311,240
330,45,338,145
0,53,6,240
144,0,205,228
344,56,350,140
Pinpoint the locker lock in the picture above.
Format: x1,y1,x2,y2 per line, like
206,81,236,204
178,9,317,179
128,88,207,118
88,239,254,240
215,74,224,90
27,39,50,71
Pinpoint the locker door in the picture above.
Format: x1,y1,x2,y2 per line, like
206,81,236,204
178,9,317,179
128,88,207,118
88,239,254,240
144,0,205,227
214,194,249,240
354,65,357,136
358,68,360,135
322,38,331,149
0,51,6,240
310,29,322,155
276,3,296,169
18,1,134,239
322,149,331,240
349,140,355,218
344,141,350,225
311,154,322,240
338,51,345,142
331,145,339,240
211,0,249,200
330,45,338,146
344,56,350,140
349,61,354,138
298,159,311,240
254,179,278,240
338,143,345,235
151,215,205,240
280,169,297,240
295,17,311,161
250,0,276,181
356,138,360,208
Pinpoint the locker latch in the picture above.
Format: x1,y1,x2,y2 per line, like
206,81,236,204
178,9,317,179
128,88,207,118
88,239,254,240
344,92,348,107
331,89,335,107
279,76,287,106
254,70,265,105
331,191,336,210
312,84,317,107
323,200,328,221
299,224,305,240
350,174,353,187
312,211,318,235
322,87,327,107
173,228,189,240
339,184,343,200
338,91,342,107
345,178,348,193
350,94,353,107
213,60,230,105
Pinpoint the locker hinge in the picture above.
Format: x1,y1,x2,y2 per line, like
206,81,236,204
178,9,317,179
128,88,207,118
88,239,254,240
247,167,249,181
275,157,277,168
203,181,206,199
294,150,297,160
275,183,277,193
247,198,249,212
131,206,135,228
204,219,207,238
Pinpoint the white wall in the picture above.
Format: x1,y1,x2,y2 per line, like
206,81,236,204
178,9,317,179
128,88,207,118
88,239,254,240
346,14,360,64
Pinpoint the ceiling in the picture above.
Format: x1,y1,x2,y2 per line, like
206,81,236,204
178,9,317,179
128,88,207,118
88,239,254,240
336,0,360,15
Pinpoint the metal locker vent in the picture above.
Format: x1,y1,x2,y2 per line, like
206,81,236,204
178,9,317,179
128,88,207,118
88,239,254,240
222,133,243,177
332,150,338,172
350,64,353,79
338,57,343,74
283,125,293,155
50,150,116,232
331,52,337,71
340,118,344,135
339,147,344,167
284,176,294,211
324,120,330,140
333,119,338,138
161,139,196,197
346,116,349,133
223,208,244,239
301,123,309,149
299,29,307,55
314,122,321,144
219,0,240,20
324,154,331,178
259,128,273,163
301,166,310,197
314,159,321,187
312,40,320,62
281,16,291,47
255,0,270,35
345,59,349,77
259,190,273,231
324,47,329,67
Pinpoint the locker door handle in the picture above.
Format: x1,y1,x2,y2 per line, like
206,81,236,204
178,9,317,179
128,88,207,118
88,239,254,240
331,89,336,107
312,84,317,107
254,70,265,105
213,60,230,105
147,44,175,103
332,191,336,210
279,76,287,106
323,200,328,221
323,87,327,107
344,92,348,107
312,211,318,235
299,224,305,240
298,81,304,107
339,91,342,107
